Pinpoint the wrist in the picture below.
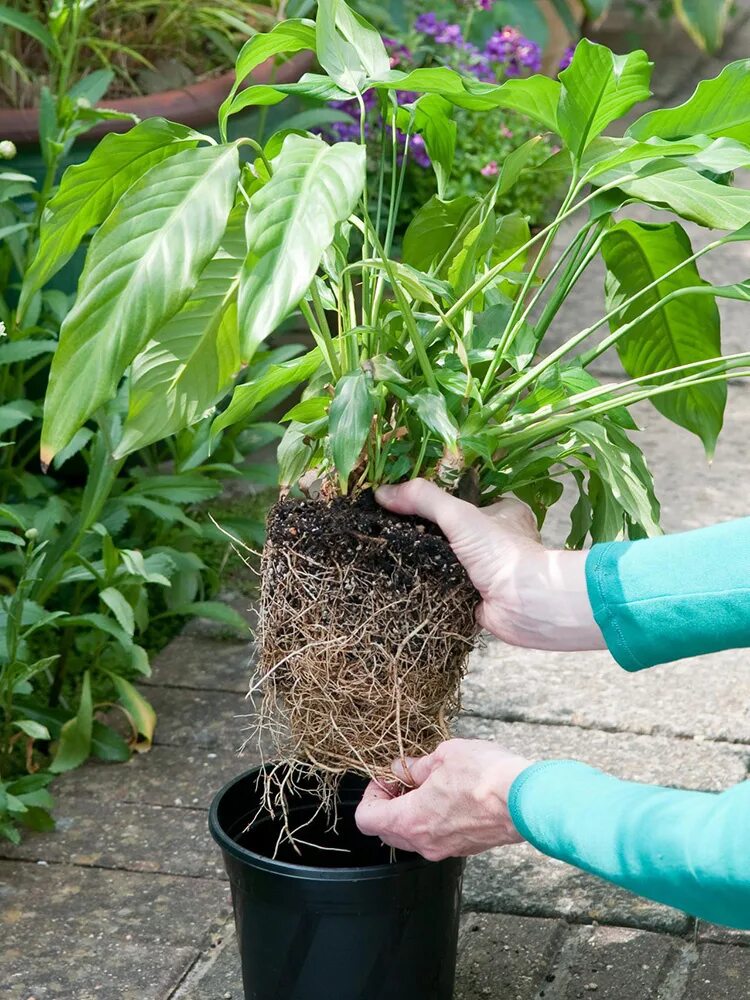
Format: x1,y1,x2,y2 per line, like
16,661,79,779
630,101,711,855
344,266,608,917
511,548,606,651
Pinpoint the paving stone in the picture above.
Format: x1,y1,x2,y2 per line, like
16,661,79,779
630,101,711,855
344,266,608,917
463,847,690,934
554,925,677,999
177,931,244,999
148,685,257,751
143,635,254,693
696,922,750,948
58,744,256,810
462,641,750,746
683,943,750,999
455,913,566,1000
0,796,226,880
456,717,747,792
1,939,196,1000
0,859,230,949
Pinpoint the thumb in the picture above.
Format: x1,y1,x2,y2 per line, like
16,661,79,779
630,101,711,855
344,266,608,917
376,480,482,547
391,753,437,788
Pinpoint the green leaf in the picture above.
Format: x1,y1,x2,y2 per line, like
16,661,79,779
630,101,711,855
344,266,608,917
278,422,316,488
557,40,652,158
222,74,351,119
19,119,202,317
0,340,56,366
408,389,459,450
18,806,55,833
91,721,131,762
329,370,375,490
399,95,456,199
282,396,330,422
116,209,246,457
0,399,36,435
239,135,365,360
673,0,733,54
41,144,240,465
497,135,549,197
601,220,724,454
172,601,248,631
0,5,58,55
211,347,322,438
403,194,477,272
50,671,93,773
373,68,562,129
316,0,389,93
605,162,750,230
627,60,750,145
13,719,50,740
7,773,54,795
110,675,156,750
62,613,133,650
220,18,317,132
99,587,135,637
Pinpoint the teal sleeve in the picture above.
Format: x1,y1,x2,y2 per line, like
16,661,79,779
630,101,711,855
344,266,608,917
585,517,750,671
509,761,750,929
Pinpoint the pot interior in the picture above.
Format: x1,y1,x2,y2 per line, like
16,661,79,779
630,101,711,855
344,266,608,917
221,770,414,869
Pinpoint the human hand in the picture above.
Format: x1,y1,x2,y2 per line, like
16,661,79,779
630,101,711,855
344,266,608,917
355,739,532,861
376,479,606,651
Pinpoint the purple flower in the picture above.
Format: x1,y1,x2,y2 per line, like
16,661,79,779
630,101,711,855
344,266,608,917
435,22,464,46
479,0,495,9
415,12,444,35
516,39,542,72
409,134,431,169
485,26,521,62
384,36,412,68
559,46,575,72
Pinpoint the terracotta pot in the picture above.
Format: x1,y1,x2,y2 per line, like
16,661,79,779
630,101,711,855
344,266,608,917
0,51,313,147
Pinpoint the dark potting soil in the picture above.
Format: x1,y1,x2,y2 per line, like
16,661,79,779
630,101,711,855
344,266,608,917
265,489,476,596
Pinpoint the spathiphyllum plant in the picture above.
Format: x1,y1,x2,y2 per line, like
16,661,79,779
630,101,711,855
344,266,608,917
26,0,750,786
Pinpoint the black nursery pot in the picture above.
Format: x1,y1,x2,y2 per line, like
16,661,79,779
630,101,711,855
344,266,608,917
209,766,465,1000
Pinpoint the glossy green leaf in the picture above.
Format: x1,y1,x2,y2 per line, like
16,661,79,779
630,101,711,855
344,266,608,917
220,18,316,132
402,195,477,272
99,587,135,637
558,40,652,158
111,675,156,750
20,119,203,319
91,721,131,762
13,719,50,740
50,671,92,773
627,60,750,145
607,162,750,230
282,396,330,422
239,135,365,360
116,210,246,457
408,389,459,450
601,220,724,454
222,73,351,119
316,0,389,93
41,144,240,465
278,423,316,488
211,348,322,438
329,370,375,490
397,95,456,199
673,0,732,54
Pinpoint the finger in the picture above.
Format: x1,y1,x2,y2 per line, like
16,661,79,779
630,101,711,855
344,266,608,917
355,785,403,837
375,480,480,543
391,753,436,788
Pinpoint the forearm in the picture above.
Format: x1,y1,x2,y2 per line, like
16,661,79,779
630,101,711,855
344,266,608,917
509,761,750,929
586,517,750,670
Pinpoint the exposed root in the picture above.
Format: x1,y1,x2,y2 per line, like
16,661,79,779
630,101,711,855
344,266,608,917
245,493,480,834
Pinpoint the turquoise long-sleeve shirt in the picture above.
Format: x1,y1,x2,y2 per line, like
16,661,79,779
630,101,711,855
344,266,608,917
508,518,750,929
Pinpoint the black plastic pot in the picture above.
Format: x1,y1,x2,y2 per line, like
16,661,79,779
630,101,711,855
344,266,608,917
209,766,465,1000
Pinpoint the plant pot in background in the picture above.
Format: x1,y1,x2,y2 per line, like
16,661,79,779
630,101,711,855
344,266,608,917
209,766,465,1000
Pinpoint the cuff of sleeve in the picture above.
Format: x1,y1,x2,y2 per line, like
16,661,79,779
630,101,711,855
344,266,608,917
585,542,647,673
509,759,599,850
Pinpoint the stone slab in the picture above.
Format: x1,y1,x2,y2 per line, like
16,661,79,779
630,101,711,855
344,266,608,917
148,685,257,751
1,938,196,1000
683,943,750,1000
144,635,254,693
59,745,255,810
462,642,750,747
0,796,226,880
455,913,566,1000
176,931,244,1000
455,717,748,792
697,922,750,948
553,925,676,1000
463,847,690,934
0,859,229,949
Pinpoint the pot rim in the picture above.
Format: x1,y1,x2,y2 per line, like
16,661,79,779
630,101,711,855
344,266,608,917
209,765,440,881
0,51,313,146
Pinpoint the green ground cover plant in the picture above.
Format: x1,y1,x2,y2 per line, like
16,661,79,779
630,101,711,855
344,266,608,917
30,0,750,785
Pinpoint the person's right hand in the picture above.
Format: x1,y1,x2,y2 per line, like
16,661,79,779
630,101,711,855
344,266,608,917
376,479,606,652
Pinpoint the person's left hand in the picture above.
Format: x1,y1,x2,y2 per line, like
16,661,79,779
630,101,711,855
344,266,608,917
355,739,533,861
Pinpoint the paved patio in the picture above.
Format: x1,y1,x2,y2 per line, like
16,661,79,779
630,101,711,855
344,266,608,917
2,11,750,999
